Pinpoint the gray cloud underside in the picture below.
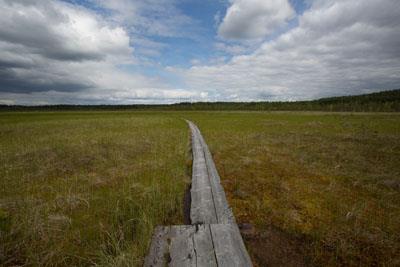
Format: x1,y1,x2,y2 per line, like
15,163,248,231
0,0,205,103
0,0,110,94
0,0,193,102
0,0,400,104
1,1,105,62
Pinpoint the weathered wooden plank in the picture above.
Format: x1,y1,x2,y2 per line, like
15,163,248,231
204,155,235,224
193,224,218,267
144,225,219,267
189,121,218,224
189,121,235,224
191,188,217,224
169,225,196,267
188,121,252,267
145,121,252,267
210,224,253,267
144,226,170,267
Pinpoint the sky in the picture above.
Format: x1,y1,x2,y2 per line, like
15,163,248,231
0,0,399,105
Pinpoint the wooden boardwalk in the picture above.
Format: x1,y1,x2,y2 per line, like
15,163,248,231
144,121,252,267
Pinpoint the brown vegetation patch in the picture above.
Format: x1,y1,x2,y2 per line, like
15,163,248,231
189,112,400,266
241,225,310,267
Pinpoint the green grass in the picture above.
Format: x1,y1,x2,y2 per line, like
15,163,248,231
186,111,400,266
1,111,399,266
0,112,189,266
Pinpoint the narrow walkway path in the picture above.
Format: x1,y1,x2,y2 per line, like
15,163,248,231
144,121,252,267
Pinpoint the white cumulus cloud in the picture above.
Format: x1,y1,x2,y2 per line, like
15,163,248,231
0,0,199,104
1,0,399,104
182,0,400,100
218,0,296,40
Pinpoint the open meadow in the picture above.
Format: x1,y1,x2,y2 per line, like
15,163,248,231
0,112,189,266
1,111,400,266
188,111,400,266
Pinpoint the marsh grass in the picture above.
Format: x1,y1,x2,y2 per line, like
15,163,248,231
0,112,189,266
187,112,400,266
1,111,399,266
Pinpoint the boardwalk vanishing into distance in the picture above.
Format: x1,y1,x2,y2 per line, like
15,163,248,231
144,121,252,267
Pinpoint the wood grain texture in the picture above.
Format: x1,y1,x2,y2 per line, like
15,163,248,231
187,121,252,267
189,121,235,224
169,225,196,266
188,121,218,224
144,225,219,267
211,224,253,267
144,226,170,267
193,224,218,267
144,121,252,267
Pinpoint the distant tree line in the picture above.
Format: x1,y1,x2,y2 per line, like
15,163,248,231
1,89,399,112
